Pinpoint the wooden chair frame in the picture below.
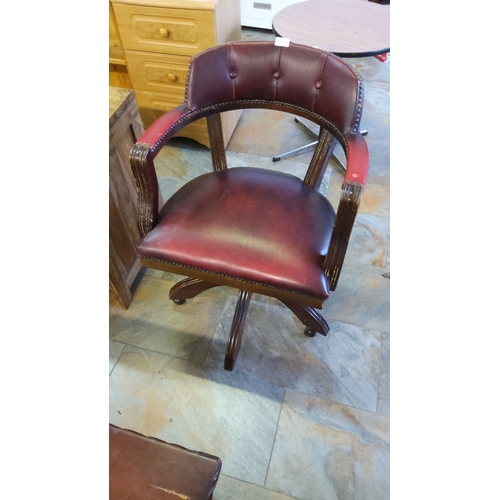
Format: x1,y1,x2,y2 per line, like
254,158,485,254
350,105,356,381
129,41,369,370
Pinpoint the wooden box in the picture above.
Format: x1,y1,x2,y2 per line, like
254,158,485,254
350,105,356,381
109,86,162,309
110,424,222,500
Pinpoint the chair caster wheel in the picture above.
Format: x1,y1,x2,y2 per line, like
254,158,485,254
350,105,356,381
172,298,186,305
304,327,317,337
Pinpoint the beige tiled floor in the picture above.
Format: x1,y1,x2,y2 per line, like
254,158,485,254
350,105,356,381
110,27,390,500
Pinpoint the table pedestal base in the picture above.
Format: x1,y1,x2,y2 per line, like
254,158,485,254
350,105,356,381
272,117,367,172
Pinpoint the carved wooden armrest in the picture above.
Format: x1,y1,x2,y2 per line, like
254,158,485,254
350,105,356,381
129,104,197,237
324,133,369,291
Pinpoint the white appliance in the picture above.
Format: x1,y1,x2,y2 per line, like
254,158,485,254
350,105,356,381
241,0,303,30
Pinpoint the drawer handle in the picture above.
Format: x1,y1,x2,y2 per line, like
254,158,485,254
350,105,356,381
159,28,169,38
167,74,177,82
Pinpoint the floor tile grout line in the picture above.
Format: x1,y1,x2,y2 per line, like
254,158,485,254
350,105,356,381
287,386,389,418
109,341,126,376
111,282,389,413
375,329,384,415
108,341,215,370
341,261,391,274
263,387,286,491
200,295,232,368
376,331,390,417
109,340,286,399
110,338,388,417
217,472,303,500
322,315,389,337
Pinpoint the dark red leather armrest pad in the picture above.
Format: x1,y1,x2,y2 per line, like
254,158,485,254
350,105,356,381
137,104,193,152
345,133,369,186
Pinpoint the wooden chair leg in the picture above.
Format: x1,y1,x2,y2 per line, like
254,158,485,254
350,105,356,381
224,290,253,371
280,300,330,338
169,277,220,304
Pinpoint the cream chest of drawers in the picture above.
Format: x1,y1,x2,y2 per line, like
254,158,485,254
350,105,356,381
109,2,133,88
110,0,242,148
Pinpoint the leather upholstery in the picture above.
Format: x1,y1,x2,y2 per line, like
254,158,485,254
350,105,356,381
128,41,369,367
137,168,335,301
186,41,362,135
133,41,368,228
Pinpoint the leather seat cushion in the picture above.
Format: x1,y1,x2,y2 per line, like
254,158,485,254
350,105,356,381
137,167,336,301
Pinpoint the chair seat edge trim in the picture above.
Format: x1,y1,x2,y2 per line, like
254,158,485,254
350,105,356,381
138,256,328,309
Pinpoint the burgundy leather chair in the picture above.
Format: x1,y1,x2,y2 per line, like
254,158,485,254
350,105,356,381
130,41,369,371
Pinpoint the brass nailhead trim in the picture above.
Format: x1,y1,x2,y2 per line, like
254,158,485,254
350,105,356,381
140,256,327,301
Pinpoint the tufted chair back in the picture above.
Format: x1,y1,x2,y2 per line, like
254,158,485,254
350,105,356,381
186,41,363,137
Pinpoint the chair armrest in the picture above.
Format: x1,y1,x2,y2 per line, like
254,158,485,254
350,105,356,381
137,104,195,159
343,132,369,187
129,104,196,237
324,132,369,291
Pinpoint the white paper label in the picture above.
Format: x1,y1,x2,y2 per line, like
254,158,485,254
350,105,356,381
274,37,291,47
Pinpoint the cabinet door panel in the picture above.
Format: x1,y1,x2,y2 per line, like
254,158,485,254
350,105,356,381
113,3,216,56
134,90,210,146
124,50,190,94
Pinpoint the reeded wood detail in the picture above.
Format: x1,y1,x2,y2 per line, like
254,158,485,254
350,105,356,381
304,128,337,190
324,182,363,291
169,277,220,301
280,300,330,337
130,142,158,237
207,114,227,171
224,290,253,371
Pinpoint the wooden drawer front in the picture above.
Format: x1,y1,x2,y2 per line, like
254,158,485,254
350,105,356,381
112,3,216,56
135,89,207,128
125,50,190,94
134,90,209,145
